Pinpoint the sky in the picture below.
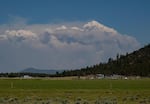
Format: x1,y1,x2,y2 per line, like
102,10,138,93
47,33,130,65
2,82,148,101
0,0,149,72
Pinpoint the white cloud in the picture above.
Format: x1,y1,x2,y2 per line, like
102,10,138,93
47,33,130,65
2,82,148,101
83,20,117,34
71,26,84,31
5,30,37,40
0,20,140,72
56,25,67,30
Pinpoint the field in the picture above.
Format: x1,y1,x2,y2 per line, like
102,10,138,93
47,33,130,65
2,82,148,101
0,78,149,104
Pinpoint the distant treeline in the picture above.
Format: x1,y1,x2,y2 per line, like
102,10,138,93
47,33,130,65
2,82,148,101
0,72,57,78
0,44,150,78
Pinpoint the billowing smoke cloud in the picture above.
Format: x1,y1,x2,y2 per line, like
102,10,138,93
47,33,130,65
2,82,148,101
0,20,140,72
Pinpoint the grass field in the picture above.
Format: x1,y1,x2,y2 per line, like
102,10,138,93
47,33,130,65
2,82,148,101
0,78,149,104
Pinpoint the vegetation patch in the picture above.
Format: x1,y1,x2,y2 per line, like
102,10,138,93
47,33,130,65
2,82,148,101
0,79,149,104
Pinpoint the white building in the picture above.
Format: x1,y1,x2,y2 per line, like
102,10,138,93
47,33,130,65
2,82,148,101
23,75,32,79
96,74,105,79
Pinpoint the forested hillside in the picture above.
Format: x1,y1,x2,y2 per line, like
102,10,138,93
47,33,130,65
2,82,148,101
60,44,150,77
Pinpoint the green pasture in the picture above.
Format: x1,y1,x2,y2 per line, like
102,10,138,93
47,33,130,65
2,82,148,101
0,78,149,104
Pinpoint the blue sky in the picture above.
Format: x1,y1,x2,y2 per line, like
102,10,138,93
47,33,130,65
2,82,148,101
0,0,149,72
0,0,150,44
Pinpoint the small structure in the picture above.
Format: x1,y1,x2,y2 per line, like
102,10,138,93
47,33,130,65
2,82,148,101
96,74,105,79
124,77,128,80
111,74,123,79
23,75,32,79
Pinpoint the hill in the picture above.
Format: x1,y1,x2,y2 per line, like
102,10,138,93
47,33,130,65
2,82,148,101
60,44,150,77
